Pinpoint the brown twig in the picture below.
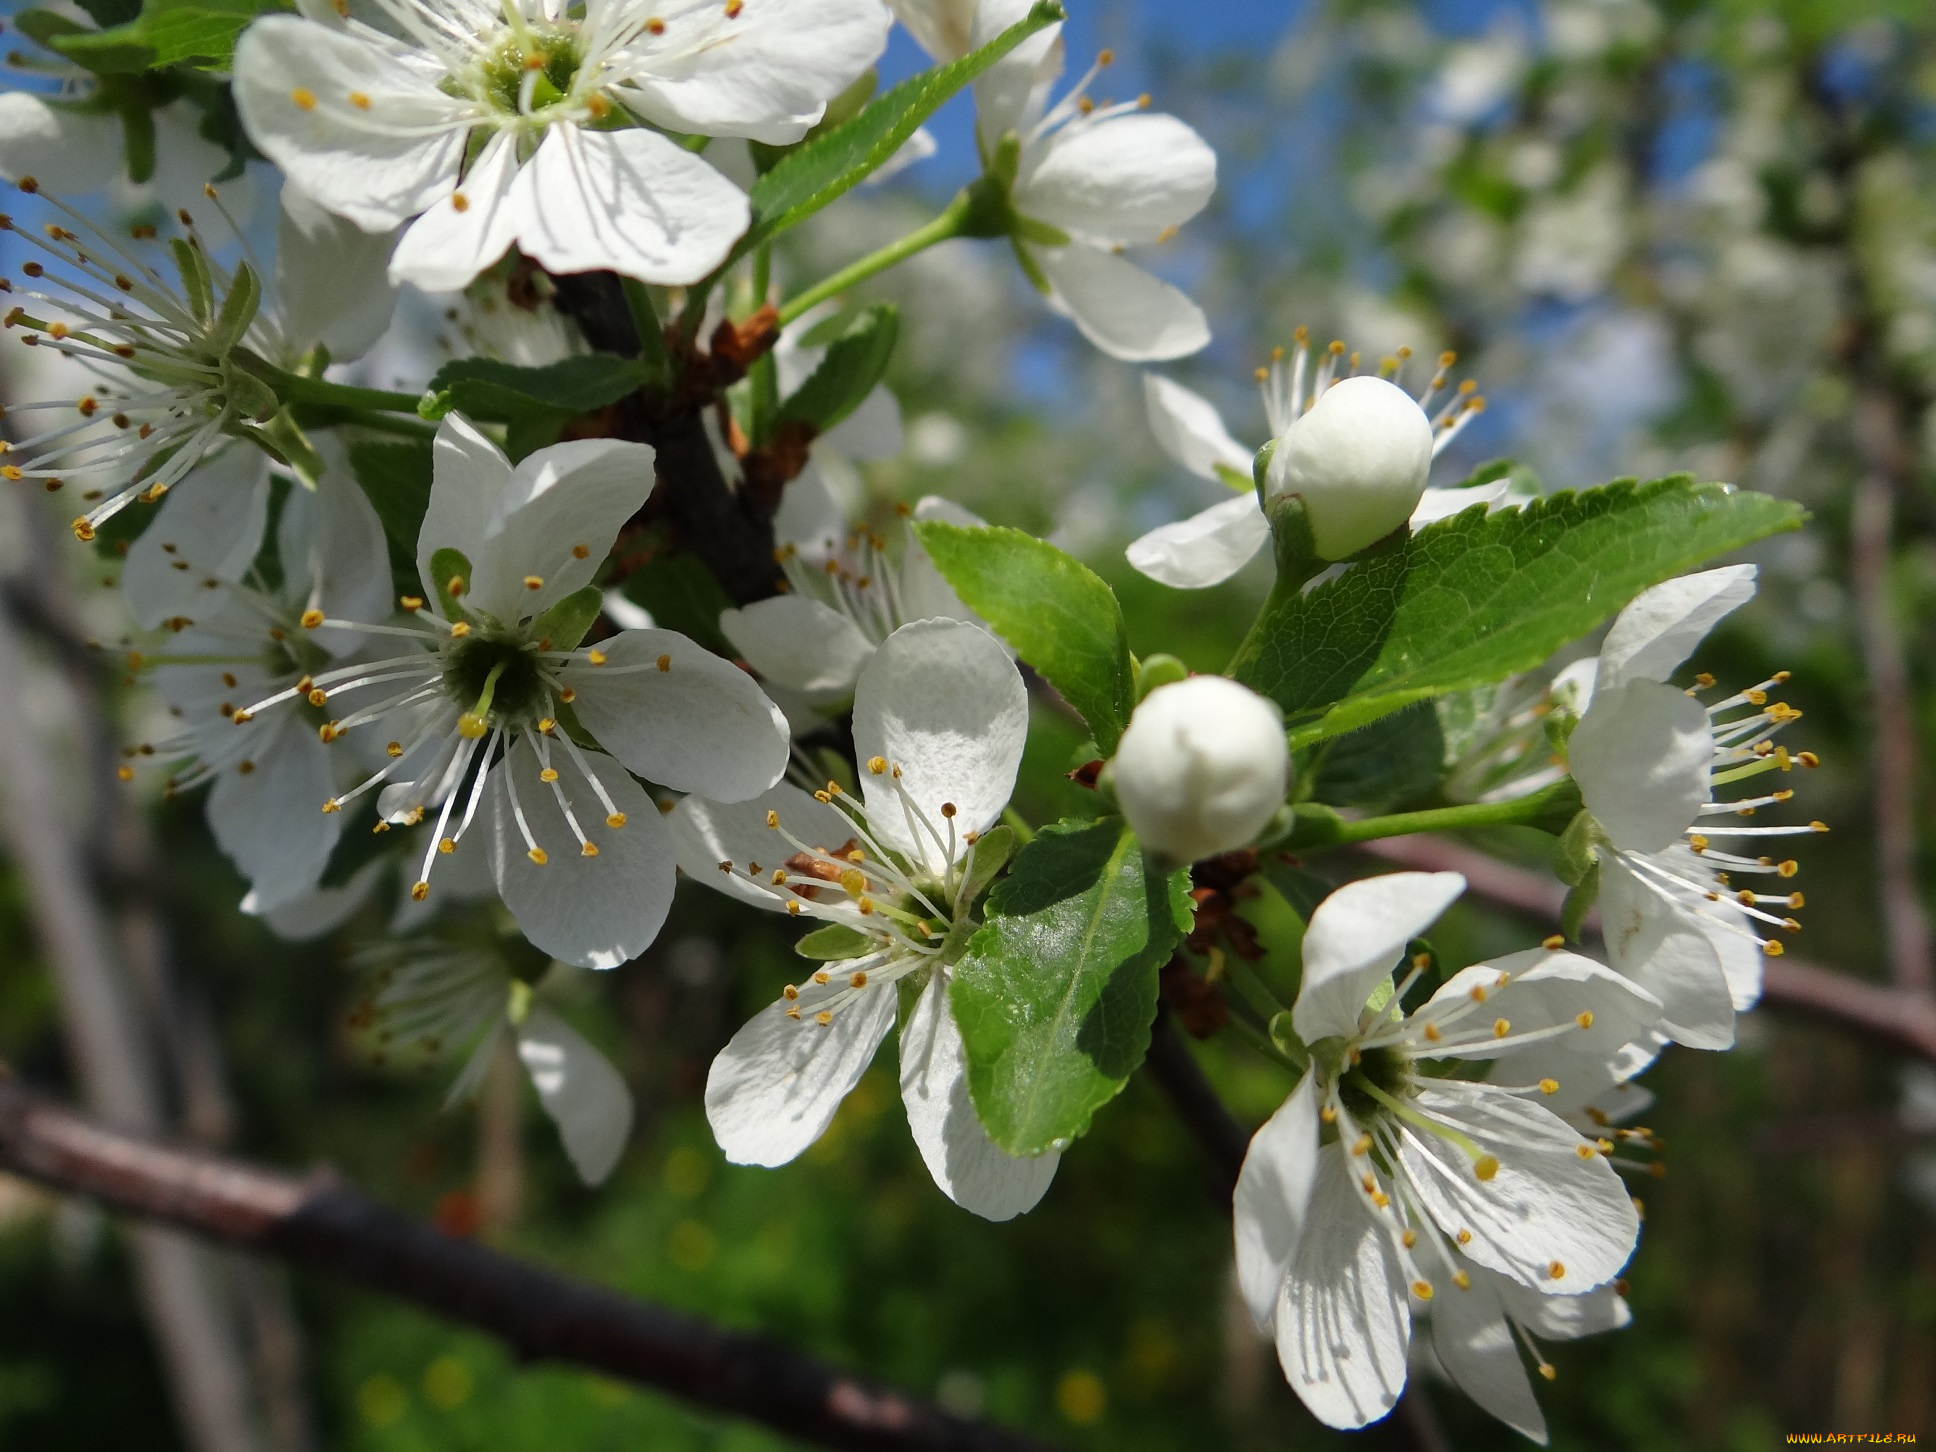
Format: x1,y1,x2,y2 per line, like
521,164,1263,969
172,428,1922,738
1357,837,1936,1060
0,1081,1052,1452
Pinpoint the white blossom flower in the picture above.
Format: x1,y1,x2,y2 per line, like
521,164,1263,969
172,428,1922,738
221,413,789,968
1127,335,1501,588
1112,675,1288,868
352,909,634,1184
674,617,1059,1220
1234,872,1659,1432
0,178,396,538
232,0,891,292
1564,565,1822,1048
893,0,1216,361
129,448,394,913
718,482,985,710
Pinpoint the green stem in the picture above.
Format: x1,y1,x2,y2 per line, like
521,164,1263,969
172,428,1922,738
1222,953,1285,1024
747,244,777,445
1285,779,1583,850
621,279,671,387
245,359,422,414
777,195,971,325
291,407,435,440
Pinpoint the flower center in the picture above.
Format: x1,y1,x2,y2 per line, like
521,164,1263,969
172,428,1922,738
1336,1044,1413,1125
464,23,588,117
442,631,548,728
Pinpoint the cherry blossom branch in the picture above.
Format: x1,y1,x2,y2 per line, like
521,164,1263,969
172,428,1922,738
1356,836,1936,1061
0,1081,1052,1452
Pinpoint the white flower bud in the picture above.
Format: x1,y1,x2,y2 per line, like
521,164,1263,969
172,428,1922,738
1113,677,1289,866
1265,375,1435,561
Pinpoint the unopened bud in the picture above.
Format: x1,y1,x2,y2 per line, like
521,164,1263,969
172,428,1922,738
1112,676,1289,867
1265,376,1433,560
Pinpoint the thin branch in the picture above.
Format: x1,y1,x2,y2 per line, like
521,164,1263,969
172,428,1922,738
1356,837,1936,1060
0,1082,1052,1452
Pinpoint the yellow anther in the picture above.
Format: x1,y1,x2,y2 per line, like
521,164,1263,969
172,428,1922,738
656,654,671,672
307,688,328,707
1777,859,1799,877
528,847,548,865
1319,1105,1337,1123
1401,1229,1416,1248
450,622,471,638
1453,1270,1471,1290
438,837,455,855
783,984,800,1000
1541,934,1564,950
1493,1018,1510,1038
1351,1133,1372,1157
867,755,888,775
839,867,866,896
1538,1363,1557,1382
411,882,429,901
1799,751,1820,768
1575,1010,1594,1029
524,575,543,590
1788,892,1806,909
1546,1260,1565,1280
117,765,135,782
320,799,340,814
813,1009,833,1026
784,1005,800,1019
587,650,607,665
771,869,786,885
300,608,325,629
558,686,575,702
850,971,868,988
1371,1190,1390,1209
1689,834,1709,853
766,810,780,828
386,741,403,758
1763,940,1784,957
813,971,831,985
581,842,599,857
1576,1143,1595,1160
1360,1174,1376,1194
1469,984,1487,1003
540,768,560,783
1422,1021,1441,1042
291,87,316,110
538,718,557,734
1411,1281,1433,1301
1539,1078,1559,1095
607,813,627,829
451,192,470,213
349,91,371,109
1456,1228,1473,1244
1473,1156,1499,1182
1810,820,1829,832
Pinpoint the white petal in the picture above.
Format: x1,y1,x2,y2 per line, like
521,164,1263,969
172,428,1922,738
516,1004,634,1185
1292,873,1466,1045
900,972,1059,1220
417,413,513,602
1409,479,1510,527
1568,679,1711,853
1598,565,1756,692
821,383,904,461
1276,1147,1411,1429
971,0,1064,141
615,0,891,144
670,782,854,911
1125,494,1269,589
1143,373,1255,483
472,437,658,621
0,93,120,192
233,16,471,231
886,0,978,60
253,857,386,941
1598,855,1737,1049
1233,1070,1320,1331
1398,1081,1639,1294
207,714,340,913
1016,111,1216,245
1032,243,1211,362
306,462,398,645
1496,1274,1632,1341
487,740,675,969
387,128,524,294
277,179,399,360
771,470,849,560
1421,1250,1548,1444
851,619,1028,870
705,979,896,1165
562,629,788,801
720,595,877,697
120,450,270,629
1419,948,1662,1063
513,126,748,286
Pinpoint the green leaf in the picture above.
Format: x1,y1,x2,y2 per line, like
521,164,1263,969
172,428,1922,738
794,923,877,961
1231,477,1804,748
914,521,1135,755
530,585,603,653
419,354,656,461
950,819,1191,1155
776,304,898,434
738,2,1064,255
207,260,260,355
348,439,433,565
1306,702,1446,809
52,0,287,72
959,824,1015,906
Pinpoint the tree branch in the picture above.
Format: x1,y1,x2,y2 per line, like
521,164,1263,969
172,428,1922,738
0,1081,1052,1452
1356,836,1936,1060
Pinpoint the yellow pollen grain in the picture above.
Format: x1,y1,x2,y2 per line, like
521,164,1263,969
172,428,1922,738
607,813,627,829
1539,1077,1559,1095
291,87,316,110
528,847,548,865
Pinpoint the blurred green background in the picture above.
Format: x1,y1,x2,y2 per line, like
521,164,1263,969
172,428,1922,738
4,0,1936,1447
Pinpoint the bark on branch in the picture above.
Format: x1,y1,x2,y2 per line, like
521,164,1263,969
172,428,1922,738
0,1082,1051,1452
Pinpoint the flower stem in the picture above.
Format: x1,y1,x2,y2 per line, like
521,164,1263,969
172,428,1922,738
1284,779,1583,850
777,195,971,326
747,244,778,444
622,279,671,388
243,359,423,414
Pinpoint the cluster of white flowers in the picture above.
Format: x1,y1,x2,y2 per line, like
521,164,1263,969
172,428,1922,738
0,0,1824,1440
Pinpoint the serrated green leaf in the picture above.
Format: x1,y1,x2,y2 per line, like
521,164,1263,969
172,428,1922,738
530,585,603,653
950,819,1190,1155
53,0,286,72
738,2,1063,256
1231,477,1804,748
347,438,433,568
423,355,653,422
794,923,876,961
914,521,1135,755
1307,703,1447,809
776,304,898,434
